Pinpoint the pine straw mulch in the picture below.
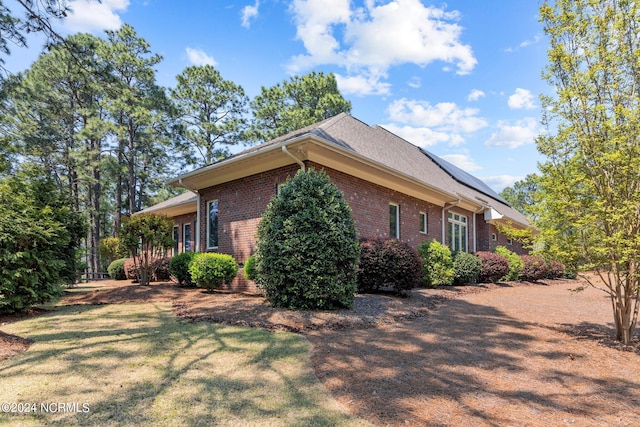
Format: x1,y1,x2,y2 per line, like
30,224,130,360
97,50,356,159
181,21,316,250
2,277,640,426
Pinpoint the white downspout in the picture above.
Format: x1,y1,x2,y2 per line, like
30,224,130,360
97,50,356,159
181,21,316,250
178,179,201,252
282,145,306,172
441,199,461,245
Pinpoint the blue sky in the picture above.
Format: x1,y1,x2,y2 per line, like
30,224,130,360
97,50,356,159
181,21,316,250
5,0,550,192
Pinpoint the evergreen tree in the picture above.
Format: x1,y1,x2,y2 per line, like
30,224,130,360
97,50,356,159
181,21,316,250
248,71,351,142
171,65,248,166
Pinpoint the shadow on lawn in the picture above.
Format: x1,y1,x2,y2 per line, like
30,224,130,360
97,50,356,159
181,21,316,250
0,303,358,426
307,298,640,427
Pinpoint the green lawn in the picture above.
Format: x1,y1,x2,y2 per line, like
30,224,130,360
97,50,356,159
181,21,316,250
0,303,370,426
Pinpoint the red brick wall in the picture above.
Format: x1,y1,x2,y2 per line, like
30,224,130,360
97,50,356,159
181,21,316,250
190,162,527,292
172,213,197,256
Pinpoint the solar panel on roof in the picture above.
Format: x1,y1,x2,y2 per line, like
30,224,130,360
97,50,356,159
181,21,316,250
419,148,510,206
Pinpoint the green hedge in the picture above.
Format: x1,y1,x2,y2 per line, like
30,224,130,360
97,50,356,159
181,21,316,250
107,258,127,280
452,251,481,285
418,240,454,286
170,252,196,286
189,253,238,291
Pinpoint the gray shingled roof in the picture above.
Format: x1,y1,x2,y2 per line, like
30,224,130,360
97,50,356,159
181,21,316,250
168,113,529,227
272,113,530,226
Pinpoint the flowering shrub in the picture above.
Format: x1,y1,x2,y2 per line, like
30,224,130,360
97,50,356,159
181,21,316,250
520,255,548,281
477,251,509,283
357,238,423,295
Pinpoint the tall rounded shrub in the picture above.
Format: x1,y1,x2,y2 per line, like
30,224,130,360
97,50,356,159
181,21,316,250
357,238,423,295
255,168,360,310
453,251,481,285
477,251,509,283
418,240,454,286
189,253,238,291
494,246,524,281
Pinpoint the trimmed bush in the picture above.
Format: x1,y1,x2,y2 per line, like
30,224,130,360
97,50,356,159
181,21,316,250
357,238,423,295
477,251,509,283
546,260,565,279
453,251,481,285
123,258,139,282
494,246,523,281
107,258,127,280
170,252,196,286
151,257,172,282
418,240,454,286
189,253,238,291
520,255,548,281
243,255,257,280
255,168,360,310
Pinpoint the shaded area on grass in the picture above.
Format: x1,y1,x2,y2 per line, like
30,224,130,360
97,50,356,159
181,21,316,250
0,303,369,427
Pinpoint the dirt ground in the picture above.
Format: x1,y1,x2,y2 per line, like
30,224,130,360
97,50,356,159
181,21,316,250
2,277,639,426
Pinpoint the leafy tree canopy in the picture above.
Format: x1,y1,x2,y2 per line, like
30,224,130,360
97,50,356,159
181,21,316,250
537,0,640,344
248,71,351,143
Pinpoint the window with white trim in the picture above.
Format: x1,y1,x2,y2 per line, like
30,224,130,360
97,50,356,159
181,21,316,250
183,223,192,252
419,212,427,234
389,203,400,239
207,200,219,249
507,238,513,245
492,233,497,241
448,212,468,252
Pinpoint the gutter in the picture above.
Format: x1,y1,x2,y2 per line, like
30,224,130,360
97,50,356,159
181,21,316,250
282,145,306,172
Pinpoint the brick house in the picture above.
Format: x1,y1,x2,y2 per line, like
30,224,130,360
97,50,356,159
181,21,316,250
141,113,531,291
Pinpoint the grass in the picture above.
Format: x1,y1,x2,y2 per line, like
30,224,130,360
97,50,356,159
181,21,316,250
0,303,371,426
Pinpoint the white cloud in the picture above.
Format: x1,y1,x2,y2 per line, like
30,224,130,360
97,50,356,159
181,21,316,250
440,153,481,172
485,117,538,148
185,47,217,66
241,0,260,28
382,98,486,147
520,34,542,48
508,88,536,109
387,98,487,133
380,123,459,147
481,175,523,192
407,76,421,89
335,72,391,96
467,89,485,102
64,0,129,32
288,0,476,96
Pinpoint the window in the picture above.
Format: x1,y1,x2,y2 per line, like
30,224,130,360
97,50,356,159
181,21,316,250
448,212,468,252
389,203,400,239
173,226,179,255
183,223,192,252
492,233,497,241
419,212,427,234
507,238,513,246
207,200,219,249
